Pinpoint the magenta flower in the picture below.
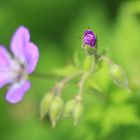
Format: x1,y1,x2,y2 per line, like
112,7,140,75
83,30,96,47
0,26,39,104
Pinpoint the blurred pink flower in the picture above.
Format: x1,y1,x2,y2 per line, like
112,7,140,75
0,26,39,104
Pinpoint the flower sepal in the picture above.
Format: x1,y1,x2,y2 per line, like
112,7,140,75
84,45,97,56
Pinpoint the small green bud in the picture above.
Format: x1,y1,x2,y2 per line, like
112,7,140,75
84,45,97,55
63,100,76,117
73,101,84,126
40,93,54,119
49,96,64,128
109,64,130,92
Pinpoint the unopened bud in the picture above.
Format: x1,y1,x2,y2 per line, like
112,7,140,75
49,96,64,128
83,30,97,55
40,93,54,119
83,30,96,47
73,101,84,126
63,100,76,117
109,64,130,92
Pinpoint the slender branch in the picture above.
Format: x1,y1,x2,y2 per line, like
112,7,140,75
51,71,83,96
99,55,113,65
78,55,98,98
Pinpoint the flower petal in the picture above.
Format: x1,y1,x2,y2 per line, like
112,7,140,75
10,26,30,64
0,46,12,87
10,26,39,73
5,80,30,104
0,72,11,88
0,45,11,70
25,42,39,74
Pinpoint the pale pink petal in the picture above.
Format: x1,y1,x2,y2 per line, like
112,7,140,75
0,45,11,71
25,43,39,74
0,46,12,87
10,26,30,64
10,26,39,73
5,80,30,104
0,72,11,88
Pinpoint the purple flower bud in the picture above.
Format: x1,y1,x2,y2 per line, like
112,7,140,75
83,30,96,47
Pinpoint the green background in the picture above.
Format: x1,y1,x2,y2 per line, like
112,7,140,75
0,0,140,140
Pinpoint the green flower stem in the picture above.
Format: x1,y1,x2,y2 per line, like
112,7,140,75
31,71,56,79
77,54,98,98
99,55,113,65
51,71,83,96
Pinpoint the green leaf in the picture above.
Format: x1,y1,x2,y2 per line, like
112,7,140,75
83,56,93,70
52,64,79,77
87,61,110,92
101,105,139,136
74,48,86,68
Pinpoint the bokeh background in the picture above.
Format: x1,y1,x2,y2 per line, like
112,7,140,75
0,0,140,140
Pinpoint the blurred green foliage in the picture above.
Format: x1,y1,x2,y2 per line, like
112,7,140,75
0,0,140,140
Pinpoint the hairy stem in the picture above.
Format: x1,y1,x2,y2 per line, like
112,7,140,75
52,71,83,96
99,55,113,65
78,55,98,98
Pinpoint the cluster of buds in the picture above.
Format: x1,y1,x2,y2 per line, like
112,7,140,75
64,95,83,126
83,29,130,92
40,29,130,128
40,92,83,127
0,26,131,128
40,93,64,128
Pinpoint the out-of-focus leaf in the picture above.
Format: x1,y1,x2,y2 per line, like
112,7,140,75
87,78,102,93
101,105,139,136
110,89,130,105
85,103,104,123
52,64,79,77
74,48,86,68
83,56,93,70
111,1,140,88
87,61,110,92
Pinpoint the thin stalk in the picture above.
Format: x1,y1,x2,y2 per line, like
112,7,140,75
78,55,98,98
51,71,83,96
99,55,113,65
